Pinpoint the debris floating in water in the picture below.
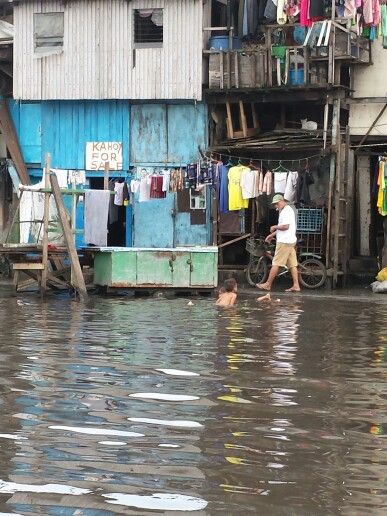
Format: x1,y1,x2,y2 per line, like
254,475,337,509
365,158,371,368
257,293,271,302
187,301,194,306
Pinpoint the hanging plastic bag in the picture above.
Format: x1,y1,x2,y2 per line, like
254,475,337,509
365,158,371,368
371,280,387,293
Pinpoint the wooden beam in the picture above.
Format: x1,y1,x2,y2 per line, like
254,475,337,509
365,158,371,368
218,233,251,248
0,100,30,184
13,263,45,270
103,161,109,190
355,103,387,151
40,154,51,296
50,173,88,301
239,101,248,138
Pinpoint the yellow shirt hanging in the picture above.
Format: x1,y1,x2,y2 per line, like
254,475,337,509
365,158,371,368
228,166,250,211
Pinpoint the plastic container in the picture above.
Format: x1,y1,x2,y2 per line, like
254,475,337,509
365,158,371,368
289,68,305,85
297,208,323,233
209,35,242,51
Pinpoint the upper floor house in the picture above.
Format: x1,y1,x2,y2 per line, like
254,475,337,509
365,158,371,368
0,0,382,104
204,0,373,98
8,0,206,101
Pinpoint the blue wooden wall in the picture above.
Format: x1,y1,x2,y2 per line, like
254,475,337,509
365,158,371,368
9,99,207,170
9,99,209,247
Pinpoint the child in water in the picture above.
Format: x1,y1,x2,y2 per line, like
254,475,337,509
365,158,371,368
216,278,237,307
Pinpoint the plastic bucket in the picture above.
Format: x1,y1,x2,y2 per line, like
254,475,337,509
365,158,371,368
209,35,242,51
289,68,305,85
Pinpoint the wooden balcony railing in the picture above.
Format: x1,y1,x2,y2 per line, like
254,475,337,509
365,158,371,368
204,21,371,91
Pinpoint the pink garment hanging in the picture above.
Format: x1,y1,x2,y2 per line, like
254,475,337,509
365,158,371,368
262,171,273,196
363,0,373,24
300,0,312,27
344,0,357,18
373,0,381,26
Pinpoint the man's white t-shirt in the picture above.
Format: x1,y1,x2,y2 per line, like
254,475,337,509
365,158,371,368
277,204,297,244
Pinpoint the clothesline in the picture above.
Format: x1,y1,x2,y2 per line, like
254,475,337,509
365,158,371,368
204,151,322,167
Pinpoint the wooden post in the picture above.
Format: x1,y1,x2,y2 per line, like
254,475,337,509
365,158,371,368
70,179,77,285
323,97,329,149
104,161,110,190
226,101,234,139
40,153,51,296
50,173,88,300
239,101,248,138
0,100,30,185
326,98,340,278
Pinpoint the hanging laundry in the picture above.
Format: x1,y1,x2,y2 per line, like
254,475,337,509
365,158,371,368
274,171,287,194
108,180,119,224
219,164,230,213
262,170,273,196
377,160,387,216
162,169,171,192
277,0,287,24
52,169,68,188
264,0,278,22
114,182,125,206
186,164,198,189
68,170,86,186
84,190,110,246
139,175,151,202
130,179,140,193
228,165,250,211
150,175,166,199
284,171,299,203
241,168,259,199
296,169,314,205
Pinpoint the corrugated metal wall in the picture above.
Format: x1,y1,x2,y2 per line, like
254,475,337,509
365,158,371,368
14,0,203,101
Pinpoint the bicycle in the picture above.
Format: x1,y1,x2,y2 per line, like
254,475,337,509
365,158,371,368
245,237,327,289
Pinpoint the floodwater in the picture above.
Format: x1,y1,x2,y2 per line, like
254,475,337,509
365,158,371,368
0,289,386,515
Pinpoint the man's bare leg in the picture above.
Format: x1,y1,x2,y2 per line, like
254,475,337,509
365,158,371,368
285,266,301,292
256,265,280,291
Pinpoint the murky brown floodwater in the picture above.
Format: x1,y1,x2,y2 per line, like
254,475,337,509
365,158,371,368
0,289,386,515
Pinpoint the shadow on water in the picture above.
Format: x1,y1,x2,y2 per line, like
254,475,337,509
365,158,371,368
0,288,386,515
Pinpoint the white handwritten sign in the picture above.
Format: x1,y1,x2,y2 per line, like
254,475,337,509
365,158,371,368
86,142,123,171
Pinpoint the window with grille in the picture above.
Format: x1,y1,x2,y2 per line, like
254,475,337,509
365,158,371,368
134,8,163,48
34,12,64,54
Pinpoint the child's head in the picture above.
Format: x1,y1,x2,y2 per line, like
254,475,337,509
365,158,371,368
224,278,237,293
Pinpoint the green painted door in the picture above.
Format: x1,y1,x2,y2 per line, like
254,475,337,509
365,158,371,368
171,252,191,288
190,252,216,287
137,251,173,286
111,252,137,287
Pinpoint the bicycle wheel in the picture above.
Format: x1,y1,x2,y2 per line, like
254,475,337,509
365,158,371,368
246,256,269,287
299,258,327,289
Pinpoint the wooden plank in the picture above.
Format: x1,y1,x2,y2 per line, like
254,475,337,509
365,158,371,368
234,52,239,88
103,161,109,190
239,101,248,138
355,103,387,151
13,263,45,270
50,173,88,300
225,101,234,139
218,233,251,248
40,154,51,296
0,100,30,185
220,52,224,90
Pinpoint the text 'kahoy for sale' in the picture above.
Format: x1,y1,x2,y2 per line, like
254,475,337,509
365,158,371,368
85,142,123,171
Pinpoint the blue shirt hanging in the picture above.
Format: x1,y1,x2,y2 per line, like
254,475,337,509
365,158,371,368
219,165,230,213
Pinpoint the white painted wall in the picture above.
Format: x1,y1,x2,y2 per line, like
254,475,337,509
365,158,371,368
349,39,387,136
13,0,203,101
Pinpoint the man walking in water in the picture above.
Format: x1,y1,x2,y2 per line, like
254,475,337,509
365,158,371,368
256,194,300,292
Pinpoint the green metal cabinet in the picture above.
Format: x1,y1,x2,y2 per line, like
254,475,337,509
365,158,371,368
92,247,218,289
